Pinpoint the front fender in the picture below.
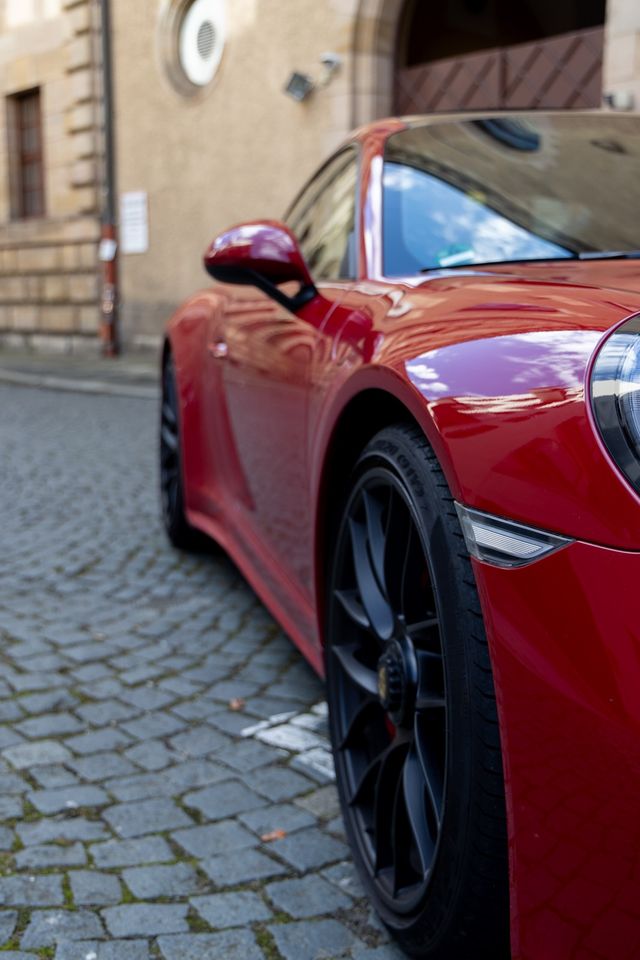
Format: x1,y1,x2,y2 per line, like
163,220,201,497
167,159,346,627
405,323,640,549
165,290,221,515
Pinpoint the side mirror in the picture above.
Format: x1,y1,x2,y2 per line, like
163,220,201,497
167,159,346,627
203,220,317,312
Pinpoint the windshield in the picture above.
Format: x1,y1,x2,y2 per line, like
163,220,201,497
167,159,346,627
383,115,640,275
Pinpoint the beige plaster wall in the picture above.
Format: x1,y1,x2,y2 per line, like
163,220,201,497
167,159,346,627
603,0,640,109
112,0,361,342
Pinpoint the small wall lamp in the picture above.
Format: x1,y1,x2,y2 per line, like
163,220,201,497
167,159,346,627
284,53,342,102
603,90,635,111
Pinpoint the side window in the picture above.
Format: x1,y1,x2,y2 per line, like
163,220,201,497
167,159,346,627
286,148,358,281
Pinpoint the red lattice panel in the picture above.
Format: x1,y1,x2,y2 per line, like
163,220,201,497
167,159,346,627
395,49,501,115
503,26,604,109
394,26,604,115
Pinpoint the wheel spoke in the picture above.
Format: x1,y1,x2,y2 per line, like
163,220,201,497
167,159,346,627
338,696,379,751
349,752,382,808
164,477,178,516
406,617,439,635
402,746,436,878
415,714,444,829
160,441,177,467
373,742,407,873
415,650,446,710
332,643,378,697
162,462,178,481
349,517,394,641
162,401,177,427
399,522,418,620
334,588,370,630
391,762,422,896
362,490,388,597
381,489,410,611
390,771,405,896
161,424,178,452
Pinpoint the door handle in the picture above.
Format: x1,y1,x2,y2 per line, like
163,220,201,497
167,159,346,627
208,339,228,360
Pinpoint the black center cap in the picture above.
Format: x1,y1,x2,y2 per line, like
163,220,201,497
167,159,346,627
377,641,406,715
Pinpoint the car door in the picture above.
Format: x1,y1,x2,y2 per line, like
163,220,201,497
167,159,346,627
217,147,360,607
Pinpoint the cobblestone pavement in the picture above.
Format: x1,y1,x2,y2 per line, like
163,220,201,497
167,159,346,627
0,385,404,960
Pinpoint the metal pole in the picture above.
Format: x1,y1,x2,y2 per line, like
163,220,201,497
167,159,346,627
99,0,119,356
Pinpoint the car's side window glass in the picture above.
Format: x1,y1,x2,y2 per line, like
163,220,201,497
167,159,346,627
286,149,358,281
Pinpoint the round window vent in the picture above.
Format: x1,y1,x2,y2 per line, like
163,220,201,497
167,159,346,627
169,0,225,92
196,20,216,60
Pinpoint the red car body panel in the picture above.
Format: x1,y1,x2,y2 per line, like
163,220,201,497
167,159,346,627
475,545,640,960
165,118,640,959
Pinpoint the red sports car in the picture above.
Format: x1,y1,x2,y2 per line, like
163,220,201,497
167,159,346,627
160,112,640,960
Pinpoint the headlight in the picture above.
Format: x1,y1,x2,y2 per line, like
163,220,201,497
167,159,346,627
591,315,640,493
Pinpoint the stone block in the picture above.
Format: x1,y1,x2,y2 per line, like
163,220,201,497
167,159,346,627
69,69,93,104
41,305,78,332
67,35,92,72
79,242,98,268
157,931,264,960
15,843,87,870
268,918,358,960
67,103,94,133
43,274,69,302
264,873,352,919
69,4,92,35
102,798,193,838
21,910,105,949
71,185,99,215
91,836,174,869
69,273,98,303
70,871,122,906
190,891,271,928
201,847,286,886
122,864,201,900
18,246,58,273
102,904,189,938
71,160,97,187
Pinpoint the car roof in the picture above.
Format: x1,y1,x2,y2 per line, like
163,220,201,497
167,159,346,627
352,108,640,141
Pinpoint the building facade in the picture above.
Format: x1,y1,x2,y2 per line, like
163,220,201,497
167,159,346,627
1,0,640,351
0,0,104,351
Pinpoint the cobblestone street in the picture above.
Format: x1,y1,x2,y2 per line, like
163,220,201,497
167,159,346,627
0,384,402,960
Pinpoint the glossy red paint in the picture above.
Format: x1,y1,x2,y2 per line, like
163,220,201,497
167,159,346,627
474,544,640,960
165,116,640,959
204,220,314,288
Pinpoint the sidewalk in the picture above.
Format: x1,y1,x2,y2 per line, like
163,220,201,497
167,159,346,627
0,349,160,399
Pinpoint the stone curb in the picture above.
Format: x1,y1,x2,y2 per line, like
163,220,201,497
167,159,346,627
0,366,159,400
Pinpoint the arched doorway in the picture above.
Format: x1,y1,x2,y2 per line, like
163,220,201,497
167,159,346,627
351,0,606,124
395,0,606,113
351,0,405,125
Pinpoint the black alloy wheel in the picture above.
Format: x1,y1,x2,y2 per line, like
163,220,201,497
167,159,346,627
160,354,201,550
326,424,509,959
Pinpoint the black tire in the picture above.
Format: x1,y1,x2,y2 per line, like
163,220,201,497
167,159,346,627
159,354,204,551
326,423,509,959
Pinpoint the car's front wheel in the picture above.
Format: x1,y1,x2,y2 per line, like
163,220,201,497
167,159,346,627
326,424,509,959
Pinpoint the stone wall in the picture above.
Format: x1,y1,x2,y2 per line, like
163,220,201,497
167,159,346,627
0,0,102,350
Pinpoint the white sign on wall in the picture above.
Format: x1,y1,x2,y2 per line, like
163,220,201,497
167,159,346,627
6,0,60,28
120,191,149,255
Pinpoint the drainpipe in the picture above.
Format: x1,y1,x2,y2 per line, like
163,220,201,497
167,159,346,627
99,0,119,356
